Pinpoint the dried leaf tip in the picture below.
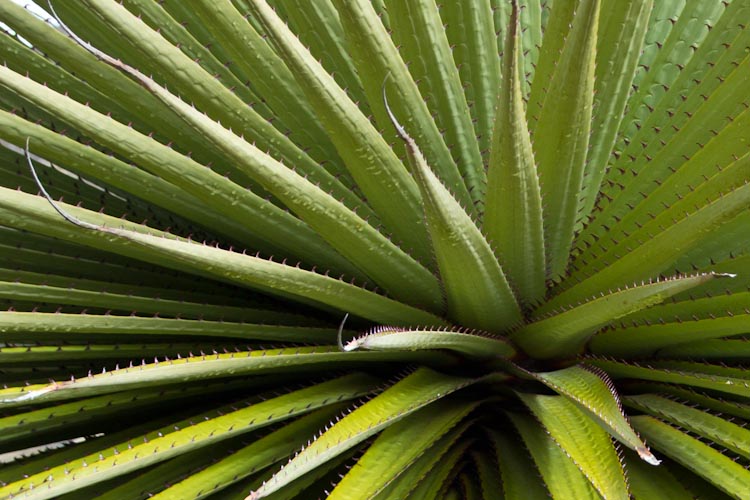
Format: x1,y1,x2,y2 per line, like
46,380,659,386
637,446,662,466
337,313,350,352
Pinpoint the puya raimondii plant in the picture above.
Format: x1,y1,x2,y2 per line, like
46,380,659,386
0,0,749,498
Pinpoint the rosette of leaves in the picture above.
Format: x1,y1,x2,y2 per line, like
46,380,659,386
0,0,749,498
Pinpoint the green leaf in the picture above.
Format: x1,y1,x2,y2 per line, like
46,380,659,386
406,438,471,500
148,0,343,171
387,102,521,331
0,0,235,171
587,358,750,399
515,273,720,359
631,415,750,500
244,0,432,266
343,326,516,360
248,367,477,499
533,0,600,279
383,0,485,206
0,377,272,450
329,397,478,499
0,281,306,324
372,421,471,500
484,1,546,306
591,310,750,357
578,0,654,222
268,0,368,113
147,407,344,500
0,66,358,277
626,394,750,460
656,338,750,360
72,0,360,212
514,394,630,500
78,55,442,312
471,450,505,500
0,374,377,500
0,348,447,407
625,449,693,500
487,429,549,500
0,311,337,343
0,188,444,326
507,412,601,500
530,364,658,464
330,0,474,212
441,0,501,163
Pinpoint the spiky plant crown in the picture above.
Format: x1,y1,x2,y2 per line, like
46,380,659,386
0,0,749,498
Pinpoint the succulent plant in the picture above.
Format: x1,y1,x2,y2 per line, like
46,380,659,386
1,0,749,498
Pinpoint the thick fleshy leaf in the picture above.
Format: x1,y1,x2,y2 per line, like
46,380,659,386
329,397,478,499
0,187,444,326
0,347,448,407
484,1,546,305
245,0,432,265
515,273,721,358
0,66,358,277
625,449,694,500
147,407,344,500
0,374,377,500
343,326,516,360
67,0,357,208
530,364,658,464
591,309,750,357
507,412,601,500
626,394,750,460
330,0,474,211
533,0,600,279
33,35,443,312
247,367,477,499
487,429,549,500
441,0,501,163
386,100,521,331
515,394,630,500
370,425,468,499
578,0,654,221
0,312,337,343
383,0,485,205
631,415,750,500
588,359,750,398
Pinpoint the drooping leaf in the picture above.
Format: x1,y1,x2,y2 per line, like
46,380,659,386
514,394,630,500
529,364,658,464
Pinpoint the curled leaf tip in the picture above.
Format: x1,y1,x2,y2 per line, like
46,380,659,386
25,138,100,230
337,313,350,351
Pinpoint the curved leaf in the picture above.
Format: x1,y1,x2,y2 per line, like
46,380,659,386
515,393,630,500
531,364,658,464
